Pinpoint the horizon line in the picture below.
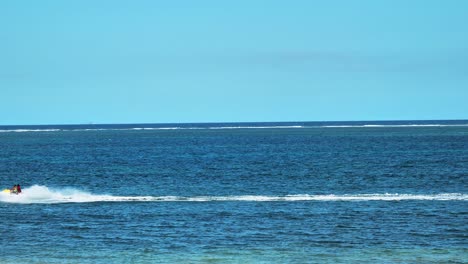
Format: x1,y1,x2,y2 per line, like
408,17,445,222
1,119,468,127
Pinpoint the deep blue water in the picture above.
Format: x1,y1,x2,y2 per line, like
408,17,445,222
0,121,467,263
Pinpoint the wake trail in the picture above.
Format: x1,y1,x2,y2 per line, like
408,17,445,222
0,185,466,204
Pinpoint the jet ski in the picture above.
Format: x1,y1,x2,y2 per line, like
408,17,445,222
2,188,21,195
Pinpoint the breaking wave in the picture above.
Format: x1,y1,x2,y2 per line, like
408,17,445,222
0,129,62,133
1,123,468,133
0,186,466,204
0,126,304,133
322,124,468,128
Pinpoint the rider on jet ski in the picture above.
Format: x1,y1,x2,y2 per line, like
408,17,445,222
10,184,22,194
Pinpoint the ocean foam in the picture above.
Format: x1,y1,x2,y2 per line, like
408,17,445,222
322,124,468,128
0,126,304,133
1,124,468,133
0,129,62,133
0,185,466,204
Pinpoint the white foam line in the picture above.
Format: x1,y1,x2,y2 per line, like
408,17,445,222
0,126,305,133
322,124,468,128
205,126,304,129
148,194,468,202
1,186,466,204
129,126,305,130
0,129,62,133
1,124,467,133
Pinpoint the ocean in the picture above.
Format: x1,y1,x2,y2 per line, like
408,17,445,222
0,121,467,263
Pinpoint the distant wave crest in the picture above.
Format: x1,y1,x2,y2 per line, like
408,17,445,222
0,129,62,133
1,123,468,133
0,126,304,133
322,124,468,128
0,186,466,204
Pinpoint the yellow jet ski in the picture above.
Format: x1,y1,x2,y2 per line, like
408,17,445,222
2,188,21,194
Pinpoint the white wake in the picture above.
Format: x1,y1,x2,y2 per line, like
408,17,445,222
0,185,466,204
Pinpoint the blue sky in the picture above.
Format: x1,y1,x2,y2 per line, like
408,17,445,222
1,0,467,125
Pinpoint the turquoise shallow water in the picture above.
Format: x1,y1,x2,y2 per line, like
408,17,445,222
0,121,467,263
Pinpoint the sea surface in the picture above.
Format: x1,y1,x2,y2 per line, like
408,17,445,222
0,120,467,263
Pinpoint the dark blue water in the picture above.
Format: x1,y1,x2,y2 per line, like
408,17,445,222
0,121,467,263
